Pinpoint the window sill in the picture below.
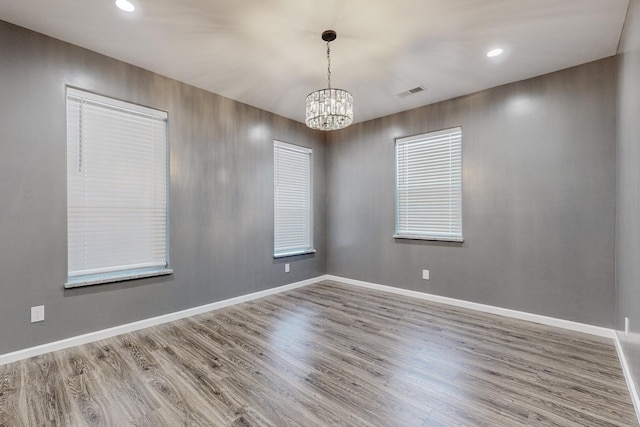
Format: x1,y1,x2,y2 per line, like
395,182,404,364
393,234,464,243
65,267,173,289
273,249,316,259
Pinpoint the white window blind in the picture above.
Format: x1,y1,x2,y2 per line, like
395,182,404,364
274,140,314,257
395,127,463,242
66,87,171,287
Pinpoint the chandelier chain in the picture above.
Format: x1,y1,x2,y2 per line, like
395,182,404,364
326,41,331,89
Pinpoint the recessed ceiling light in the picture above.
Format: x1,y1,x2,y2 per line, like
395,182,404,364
115,0,135,12
486,48,504,57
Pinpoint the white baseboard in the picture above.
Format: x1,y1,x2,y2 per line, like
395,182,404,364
325,275,615,339
613,332,640,423
0,273,615,360
2,273,636,424
0,275,328,366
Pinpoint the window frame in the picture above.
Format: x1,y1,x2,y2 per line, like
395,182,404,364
65,87,172,288
273,140,315,258
394,126,463,242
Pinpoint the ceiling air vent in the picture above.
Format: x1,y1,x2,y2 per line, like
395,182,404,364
397,86,426,98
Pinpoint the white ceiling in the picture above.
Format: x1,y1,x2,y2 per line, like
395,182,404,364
0,0,630,125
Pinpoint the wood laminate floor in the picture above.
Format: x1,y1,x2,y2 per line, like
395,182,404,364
0,280,637,426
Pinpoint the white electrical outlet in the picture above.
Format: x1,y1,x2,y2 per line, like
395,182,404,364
422,269,429,280
31,305,45,323
285,263,290,273
625,317,630,337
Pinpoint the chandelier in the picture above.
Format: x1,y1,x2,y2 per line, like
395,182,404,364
305,30,353,131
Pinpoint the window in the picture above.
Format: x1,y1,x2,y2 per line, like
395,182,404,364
395,127,463,242
273,140,314,257
66,87,171,288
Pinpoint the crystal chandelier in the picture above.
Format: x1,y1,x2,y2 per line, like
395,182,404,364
305,30,353,131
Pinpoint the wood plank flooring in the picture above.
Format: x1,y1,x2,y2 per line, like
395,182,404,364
0,280,637,426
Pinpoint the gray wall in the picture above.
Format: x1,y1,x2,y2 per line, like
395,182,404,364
0,17,624,356
616,0,640,401
0,20,326,355
327,58,617,327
